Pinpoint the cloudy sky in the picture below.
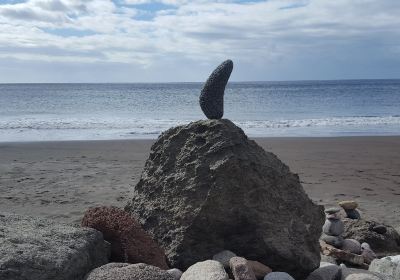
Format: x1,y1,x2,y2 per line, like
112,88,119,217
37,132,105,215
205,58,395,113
0,0,399,82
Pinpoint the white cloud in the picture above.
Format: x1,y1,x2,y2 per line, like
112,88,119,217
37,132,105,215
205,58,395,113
0,0,400,82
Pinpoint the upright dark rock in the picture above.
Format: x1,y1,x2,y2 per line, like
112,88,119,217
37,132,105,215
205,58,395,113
125,119,324,279
199,60,233,119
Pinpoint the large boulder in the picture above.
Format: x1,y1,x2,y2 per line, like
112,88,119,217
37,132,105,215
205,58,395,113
342,219,400,256
125,119,325,279
0,213,109,280
81,206,168,269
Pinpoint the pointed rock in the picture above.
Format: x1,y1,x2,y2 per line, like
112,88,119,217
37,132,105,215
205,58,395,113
199,59,233,119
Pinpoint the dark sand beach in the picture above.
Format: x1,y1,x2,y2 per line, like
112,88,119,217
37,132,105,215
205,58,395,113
0,136,399,228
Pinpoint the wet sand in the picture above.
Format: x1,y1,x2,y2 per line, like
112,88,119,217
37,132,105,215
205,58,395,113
0,137,399,227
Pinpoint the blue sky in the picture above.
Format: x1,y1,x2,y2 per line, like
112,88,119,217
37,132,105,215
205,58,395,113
0,0,399,82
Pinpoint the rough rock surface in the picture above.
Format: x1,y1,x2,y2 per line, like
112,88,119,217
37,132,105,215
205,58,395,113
84,263,174,280
180,260,229,280
125,119,324,279
0,213,109,280
341,267,393,280
199,60,233,119
369,255,400,279
81,206,168,269
229,257,257,280
342,219,400,256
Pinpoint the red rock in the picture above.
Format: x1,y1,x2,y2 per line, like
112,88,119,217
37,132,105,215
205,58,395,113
229,257,257,280
81,206,168,269
247,260,272,279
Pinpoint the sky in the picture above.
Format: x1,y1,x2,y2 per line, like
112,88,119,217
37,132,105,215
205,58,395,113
0,0,399,82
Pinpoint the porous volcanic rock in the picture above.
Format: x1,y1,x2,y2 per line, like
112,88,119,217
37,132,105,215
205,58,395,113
0,213,109,280
81,206,168,269
125,119,325,279
84,263,174,280
199,60,233,119
342,218,400,256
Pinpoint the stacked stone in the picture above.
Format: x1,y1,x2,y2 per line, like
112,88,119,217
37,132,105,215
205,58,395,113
321,207,345,248
338,200,361,219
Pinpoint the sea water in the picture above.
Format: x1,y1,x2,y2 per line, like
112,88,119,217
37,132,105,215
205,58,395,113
0,80,399,142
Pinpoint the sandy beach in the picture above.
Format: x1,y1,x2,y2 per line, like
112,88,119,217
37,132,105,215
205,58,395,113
0,136,399,228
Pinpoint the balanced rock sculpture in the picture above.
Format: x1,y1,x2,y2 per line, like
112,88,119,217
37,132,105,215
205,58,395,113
125,119,324,279
338,200,361,219
199,59,233,119
321,208,345,248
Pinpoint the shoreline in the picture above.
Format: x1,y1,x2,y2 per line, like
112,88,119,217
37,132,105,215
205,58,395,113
0,136,399,228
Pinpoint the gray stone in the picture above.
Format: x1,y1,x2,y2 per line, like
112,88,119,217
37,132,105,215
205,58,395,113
341,267,393,280
263,272,295,280
229,257,256,280
325,208,341,215
323,218,344,236
361,242,377,264
306,264,341,280
167,268,183,280
84,263,174,280
125,119,324,279
213,250,237,268
341,239,361,254
369,255,400,279
344,209,361,220
199,59,233,119
180,260,229,280
0,213,109,280
372,225,387,235
321,234,344,248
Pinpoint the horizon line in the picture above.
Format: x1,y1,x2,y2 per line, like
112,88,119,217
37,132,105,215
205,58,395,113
1,78,400,84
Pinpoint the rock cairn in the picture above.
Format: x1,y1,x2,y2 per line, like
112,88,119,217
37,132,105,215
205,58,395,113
199,59,233,119
338,200,361,219
321,207,345,248
125,119,324,279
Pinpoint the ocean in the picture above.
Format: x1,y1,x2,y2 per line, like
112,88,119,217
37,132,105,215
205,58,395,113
0,80,399,142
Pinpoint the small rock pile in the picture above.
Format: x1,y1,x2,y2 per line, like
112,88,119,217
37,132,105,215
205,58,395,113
320,206,382,267
321,207,345,248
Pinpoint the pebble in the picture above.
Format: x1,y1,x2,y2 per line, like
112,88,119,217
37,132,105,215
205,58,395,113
361,243,377,264
344,209,361,219
324,207,341,215
264,272,295,280
167,268,183,280
322,218,344,236
321,234,344,248
342,239,361,254
372,225,387,234
213,250,237,268
338,201,358,210
229,257,257,280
